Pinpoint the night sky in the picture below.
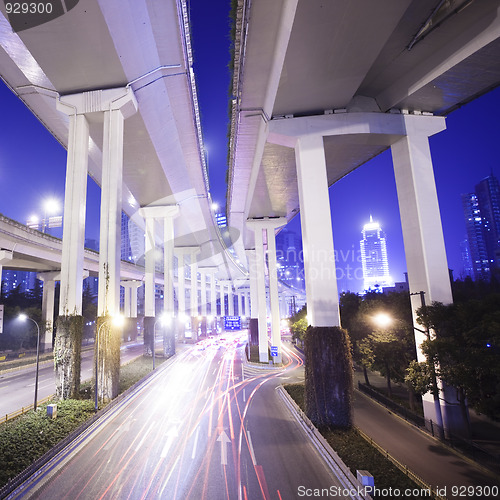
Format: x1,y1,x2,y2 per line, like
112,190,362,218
1,0,499,294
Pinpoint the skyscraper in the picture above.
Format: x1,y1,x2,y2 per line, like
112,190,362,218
360,216,393,292
462,174,500,281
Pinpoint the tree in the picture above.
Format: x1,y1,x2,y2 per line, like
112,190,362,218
289,305,307,346
411,297,500,423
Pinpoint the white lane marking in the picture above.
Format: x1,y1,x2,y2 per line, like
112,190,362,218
217,430,231,465
191,426,200,459
247,430,257,466
243,388,246,402
159,455,180,497
160,426,179,458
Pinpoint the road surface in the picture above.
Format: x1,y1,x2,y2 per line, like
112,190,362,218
8,334,351,499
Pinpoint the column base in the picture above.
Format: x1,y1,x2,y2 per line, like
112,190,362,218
162,323,176,357
304,326,353,428
54,315,83,400
249,318,259,345
96,316,121,402
144,316,155,356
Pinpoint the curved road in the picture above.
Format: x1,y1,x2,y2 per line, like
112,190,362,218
8,335,352,499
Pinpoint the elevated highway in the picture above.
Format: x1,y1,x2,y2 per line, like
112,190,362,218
227,0,500,434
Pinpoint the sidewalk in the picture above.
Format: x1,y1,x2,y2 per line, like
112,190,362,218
351,366,500,492
354,365,500,457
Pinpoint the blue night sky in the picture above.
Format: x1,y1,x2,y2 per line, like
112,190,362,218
1,0,499,294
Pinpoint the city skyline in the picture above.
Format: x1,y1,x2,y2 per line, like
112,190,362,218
0,1,500,296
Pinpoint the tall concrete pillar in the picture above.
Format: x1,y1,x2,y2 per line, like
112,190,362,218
97,88,138,401
391,116,466,435
162,208,180,355
175,249,187,341
220,281,227,317
228,282,234,316
175,247,200,340
246,249,259,346
140,205,179,356
120,280,142,341
248,218,286,363
247,223,269,362
238,291,244,317
295,134,340,327
189,249,199,340
55,95,91,399
244,290,250,318
266,218,286,363
37,271,60,352
200,267,217,335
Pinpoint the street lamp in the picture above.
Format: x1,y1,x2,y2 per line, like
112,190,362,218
42,197,61,233
18,314,40,411
95,315,124,412
372,312,393,329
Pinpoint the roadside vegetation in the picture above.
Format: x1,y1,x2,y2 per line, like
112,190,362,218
288,278,500,423
0,355,166,489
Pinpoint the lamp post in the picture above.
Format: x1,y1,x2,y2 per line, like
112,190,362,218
18,314,40,411
95,315,124,412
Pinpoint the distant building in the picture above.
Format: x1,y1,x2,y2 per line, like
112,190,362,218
360,216,393,292
461,174,500,281
383,273,409,294
215,212,227,228
275,228,305,290
1,270,37,295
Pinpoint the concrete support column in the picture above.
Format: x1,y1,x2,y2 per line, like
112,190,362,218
246,249,259,346
37,271,60,352
56,105,89,317
141,214,156,356
120,280,142,341
248,218,286,363
54,96,91,399
175,250,186,340
210,273,217,317
189,250,199,340
266,219,286,363
175,247,200,340
295,134,340,326
140,205,179,355
238,292,244,317
244,291,250,318
228,283,234,316
219,281,227,317
162,208,180,355
247,224,269,362
200,267,217,334
391,117,465,435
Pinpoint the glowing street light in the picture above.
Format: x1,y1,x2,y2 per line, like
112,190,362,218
95,315,124,412
18,314,41,411
373,312,392,329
